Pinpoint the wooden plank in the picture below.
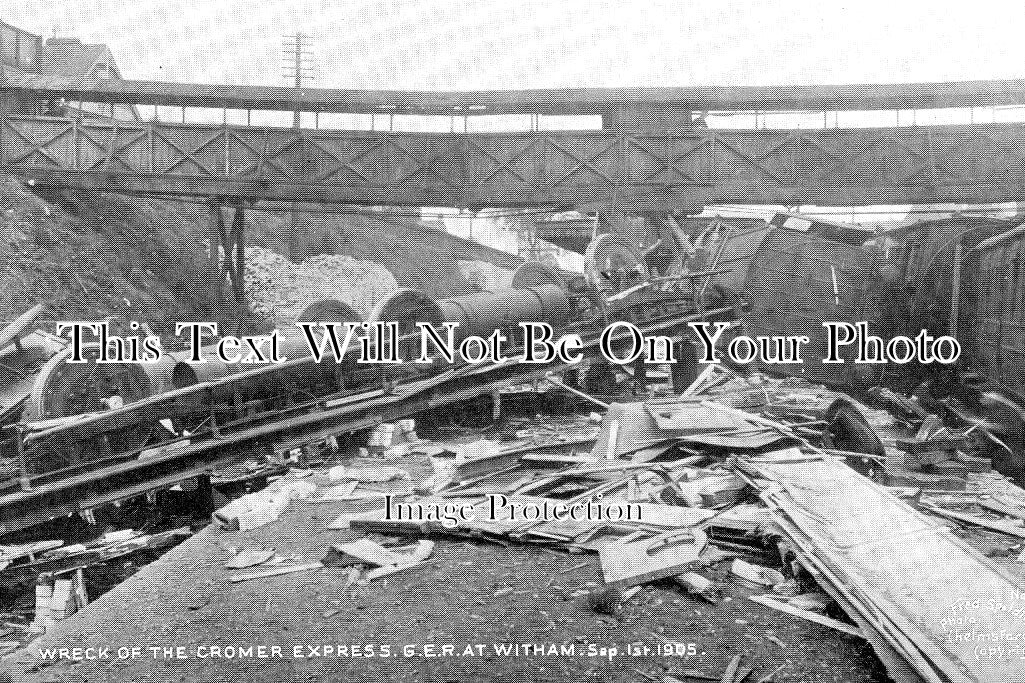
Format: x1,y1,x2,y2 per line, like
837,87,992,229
775,517,930,683
327,540,405,568
225,548,275,569
0,539,64,564
922,504,1025,538
0,303,44,351
606,420,620,461
16,73,1025,115
749,456,1025,683
520,453,599,467
977,496,1025,520
748,594,865,639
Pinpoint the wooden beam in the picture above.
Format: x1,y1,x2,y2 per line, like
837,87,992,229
5,118,1025,209
208,201,222,313
748,594,865,639
9,72,1025,115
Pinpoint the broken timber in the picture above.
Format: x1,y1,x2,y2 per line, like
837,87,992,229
748,594,865,639
742,452,1025,683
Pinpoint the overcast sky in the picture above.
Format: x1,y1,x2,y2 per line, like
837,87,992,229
4,0,1024,90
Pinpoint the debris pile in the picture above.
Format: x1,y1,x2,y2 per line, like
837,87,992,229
243,245,398,325
743,451,1025,682
20,359,1025,681
456,260,514,291
192,362,1025,683
0,526,192,649
870,391,996,488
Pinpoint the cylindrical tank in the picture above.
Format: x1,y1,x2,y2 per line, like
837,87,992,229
169,298,363,394
295,299,362,325
367,289,445,331
366,289,446,363
512,262,569,291
169,335,332,392
436,284,571,340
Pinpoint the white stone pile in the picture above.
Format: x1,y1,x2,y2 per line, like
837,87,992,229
243,245,398,326
456,260,514,291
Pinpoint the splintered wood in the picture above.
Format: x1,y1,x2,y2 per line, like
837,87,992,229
746,453,1025,683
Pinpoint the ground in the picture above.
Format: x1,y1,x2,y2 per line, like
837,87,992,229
2,447,888,683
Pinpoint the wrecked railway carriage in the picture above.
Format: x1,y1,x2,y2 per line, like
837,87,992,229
710,212,1025,418
0,218,889,525
707,214,886,389
7,211,1025,502
967,222,1025,400
8,211,1025,681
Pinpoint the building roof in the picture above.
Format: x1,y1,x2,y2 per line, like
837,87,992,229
41,38,119,79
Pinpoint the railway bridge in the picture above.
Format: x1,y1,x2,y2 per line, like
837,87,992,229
3,73,1025,310
4,75,1025,210
4,72,1025,534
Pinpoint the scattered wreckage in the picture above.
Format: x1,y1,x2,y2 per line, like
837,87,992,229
0,212,901,528
5,213,1025,680
115,364,1019,683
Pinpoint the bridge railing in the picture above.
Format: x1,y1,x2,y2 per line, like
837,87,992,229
2,113,1025,208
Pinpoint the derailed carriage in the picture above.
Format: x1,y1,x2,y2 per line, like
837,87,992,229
0,215,916,481
10,208,1025,513
0,230,730,504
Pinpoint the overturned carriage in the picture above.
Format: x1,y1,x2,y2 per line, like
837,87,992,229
700,214,886,389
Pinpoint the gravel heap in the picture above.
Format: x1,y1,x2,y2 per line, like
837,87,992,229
244,245,398,326
457,260,514,292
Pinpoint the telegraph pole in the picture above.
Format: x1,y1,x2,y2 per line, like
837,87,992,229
290,32,304,127
282,33,315,261
282,32,314,127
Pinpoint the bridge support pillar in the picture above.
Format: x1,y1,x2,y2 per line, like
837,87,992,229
207,202,222,316
207,201,249,333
